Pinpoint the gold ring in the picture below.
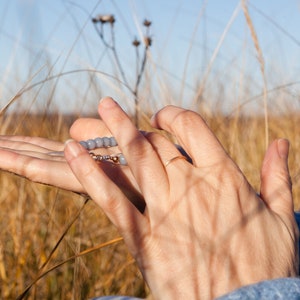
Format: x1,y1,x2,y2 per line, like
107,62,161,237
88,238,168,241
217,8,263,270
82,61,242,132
164,155,188,168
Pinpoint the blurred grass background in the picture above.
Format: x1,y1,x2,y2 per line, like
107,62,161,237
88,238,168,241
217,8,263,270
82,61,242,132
0,0,300,299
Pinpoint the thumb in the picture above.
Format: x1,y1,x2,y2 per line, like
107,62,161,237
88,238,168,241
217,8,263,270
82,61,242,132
260,139,293,216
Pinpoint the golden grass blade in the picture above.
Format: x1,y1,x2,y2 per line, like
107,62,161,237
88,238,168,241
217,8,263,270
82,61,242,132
242,0,269,149
16,237,124,300
193,2,240,108
0,66,47,116
38,196,90,271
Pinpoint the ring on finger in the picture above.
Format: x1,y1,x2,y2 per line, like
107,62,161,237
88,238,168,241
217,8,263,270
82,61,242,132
164,155,188,168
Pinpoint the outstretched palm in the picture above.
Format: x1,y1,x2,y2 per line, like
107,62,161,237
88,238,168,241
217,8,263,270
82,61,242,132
0,118,143,208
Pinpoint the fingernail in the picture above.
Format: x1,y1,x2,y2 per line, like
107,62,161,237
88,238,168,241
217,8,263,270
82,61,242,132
140,130,148,136
64,139,84,158
99,96,115,108
277,138,289,159
150,113,157,127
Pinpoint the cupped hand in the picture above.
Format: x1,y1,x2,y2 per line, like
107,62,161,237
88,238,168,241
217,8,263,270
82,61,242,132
0,135,81,190
0,121,143,208
65,97,298,299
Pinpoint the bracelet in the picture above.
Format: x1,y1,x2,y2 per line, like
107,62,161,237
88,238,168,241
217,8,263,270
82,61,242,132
80,137,127,166
51,136,191,167
79,136,118,150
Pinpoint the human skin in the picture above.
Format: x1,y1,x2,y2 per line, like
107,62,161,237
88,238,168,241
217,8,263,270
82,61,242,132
0,120,144,209
62,97,299,299
0,97,298,299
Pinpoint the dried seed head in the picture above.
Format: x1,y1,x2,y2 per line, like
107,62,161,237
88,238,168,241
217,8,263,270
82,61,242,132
143,19,152,27
132,38,141,47
144,36,152,47
92,14,115,24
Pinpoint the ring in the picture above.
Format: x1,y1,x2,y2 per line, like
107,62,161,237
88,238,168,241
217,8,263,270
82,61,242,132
164,155,188,168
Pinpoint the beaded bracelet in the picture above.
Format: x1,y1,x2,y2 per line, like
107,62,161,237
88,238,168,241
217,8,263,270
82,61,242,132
79,136,127,165
48,136,127,165
78,137,191,166
50,136,191,166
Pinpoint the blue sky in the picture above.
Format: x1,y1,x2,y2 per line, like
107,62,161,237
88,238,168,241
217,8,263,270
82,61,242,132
0,0,300,114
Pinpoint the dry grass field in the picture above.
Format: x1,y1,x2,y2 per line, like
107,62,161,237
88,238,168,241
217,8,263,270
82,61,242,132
0,111,299,299
1,1,300,299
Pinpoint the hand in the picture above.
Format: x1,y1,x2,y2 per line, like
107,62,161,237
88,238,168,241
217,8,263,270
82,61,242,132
0,121,143,209
65,97,298,299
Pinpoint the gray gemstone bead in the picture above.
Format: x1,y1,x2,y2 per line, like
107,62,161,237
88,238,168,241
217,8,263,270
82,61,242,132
94,137,104,148
79,141,88,149
86,139,96,150
103,137,110,147
118,154,127,165
109,137,118,147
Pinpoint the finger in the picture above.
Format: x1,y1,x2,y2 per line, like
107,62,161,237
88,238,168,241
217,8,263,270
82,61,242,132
0,136,63,151
151,106,230,168
97,97,169,209
144,131,190,176
64,139,148,247
70,116,145,211
260,139,294,217
70,118,112,141
0,148,84,192
1,149,65,161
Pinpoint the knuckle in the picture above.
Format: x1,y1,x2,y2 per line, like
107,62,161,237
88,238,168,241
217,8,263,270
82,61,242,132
172,109,202,129
122,134,155,160
16,156,33,178
101,194,122,213
77,162,98,178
